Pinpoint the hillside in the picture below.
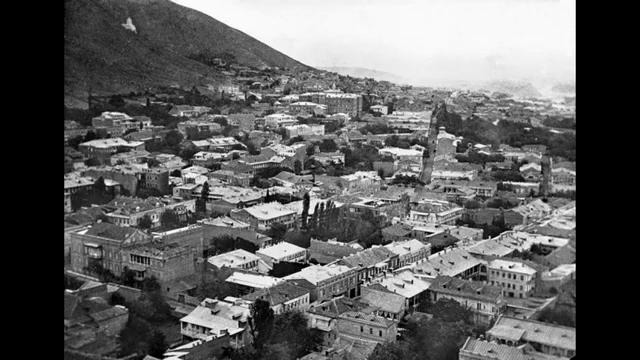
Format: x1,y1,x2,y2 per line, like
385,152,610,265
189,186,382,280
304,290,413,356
64,0,311,108
319,66,411,86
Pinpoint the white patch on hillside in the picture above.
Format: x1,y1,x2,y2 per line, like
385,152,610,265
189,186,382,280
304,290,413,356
122,17,137,33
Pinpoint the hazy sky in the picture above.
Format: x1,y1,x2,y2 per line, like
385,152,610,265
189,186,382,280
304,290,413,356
171,0,575,87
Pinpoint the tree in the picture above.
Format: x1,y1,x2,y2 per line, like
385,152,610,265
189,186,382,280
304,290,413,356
160,209,180,229
249,299,274,351
138,214,153,229
294,159,302,175
267,223,287,241
147,331,168,358
85,158,101,167
318,139,337,152
301,192,310,229
199,181,210,213
165,130,184,147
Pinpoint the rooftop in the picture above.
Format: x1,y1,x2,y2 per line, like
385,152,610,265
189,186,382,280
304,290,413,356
430,275,502,303
225,271,283,289
460,337,566,360
488,259,537,275
256,241,307,260
241,281,310,306
488,316,575,351
285,264,354,285
375,270,431,299
208,249,260,269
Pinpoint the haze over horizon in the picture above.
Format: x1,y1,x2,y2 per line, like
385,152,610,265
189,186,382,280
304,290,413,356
171,0,575,90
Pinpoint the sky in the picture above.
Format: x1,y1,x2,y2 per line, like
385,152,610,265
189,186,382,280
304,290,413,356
170,0,575,88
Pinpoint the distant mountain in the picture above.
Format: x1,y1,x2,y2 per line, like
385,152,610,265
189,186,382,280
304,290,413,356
473,80,543,99
551,82,576,94
64,0,311,108
318,66,410,85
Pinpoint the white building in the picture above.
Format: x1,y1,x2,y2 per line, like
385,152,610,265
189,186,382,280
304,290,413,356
179,298,250,348
256,242,307,267
383,239,431,267
264,113,298,128
487,259,537,298
207,249,261,272
285,124,325,138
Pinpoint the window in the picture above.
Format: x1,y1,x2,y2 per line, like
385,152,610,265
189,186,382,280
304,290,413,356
360,326,363,333
521,275,524,280
370,328,373,334
379,330,383,337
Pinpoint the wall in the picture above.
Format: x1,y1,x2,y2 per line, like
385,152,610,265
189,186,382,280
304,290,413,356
336,317,396,343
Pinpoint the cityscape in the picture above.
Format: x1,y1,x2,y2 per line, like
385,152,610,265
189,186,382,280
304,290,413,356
64,1,575,360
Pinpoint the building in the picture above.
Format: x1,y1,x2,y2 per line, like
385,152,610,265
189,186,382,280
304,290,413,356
370,105,388,115
177,120,223,138
340,171,382,193
381,224,414,243
338,246,397,293
264,113,298,128
230,202,298,231
179,298,251,348
429,275,505,325
360,284,406,320
104,197,196,228
402,247,485,280
410,200,464,225
520,163,542,182
122,242,196,283
285,264,358,301
383,111,431,130
384,239,431,267
378,147,423,169
241,280,311,315
308,239,360,265
487,259,538,298
436,180,498,199
285,124,326,138
459,337,568,360
336,311,397,345
207,249,261,272
170,105,212,117
225,272,284,294
256,241,307,267
79,138,145,165
306,296,373,346
64,175,95,213
209,170,253,187
289,101,327,116
373,270,431,311
486,316,575,358
69,222,153,276
189,137,245,152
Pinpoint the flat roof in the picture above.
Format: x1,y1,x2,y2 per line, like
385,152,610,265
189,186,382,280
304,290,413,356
256,241,306,260
208,249,260,268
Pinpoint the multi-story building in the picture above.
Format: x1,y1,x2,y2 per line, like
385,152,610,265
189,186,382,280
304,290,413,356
383,111,431,130
373,270,431,311
256,242,307,267
122,243,196,283
288,101,327,116
409,200,464,225
69,222,153,276
189,137,245,152
177,120,222,139
169,105,212,117
230,202,298,231
428,275,505,325
401,247,486,281
79,138,145,165
487,259,537,299
298,92,363,117
378,147,423,168
340,171,382,193
285,264,358,301
487,315,575,358
180,298,251,348
384,239,431,267
459,337,568,360
338,246,397,294
264,113,298,128
436,180,498,199
104,197,196,228
241,280,311,315
284,124,325,138
207,249,261,272
64,175,95,213
209,170,253,187
336,311,397,345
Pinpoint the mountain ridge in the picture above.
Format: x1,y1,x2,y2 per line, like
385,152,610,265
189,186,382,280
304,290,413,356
64,0,311,108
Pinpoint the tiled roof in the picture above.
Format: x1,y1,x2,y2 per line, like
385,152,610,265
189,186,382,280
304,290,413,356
241,281,310,306
488,316,576,352
339,247,395,268
309,239,359,264
460,337,565,360
360,286,405,314
84,222,143,242
430,275,502,303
